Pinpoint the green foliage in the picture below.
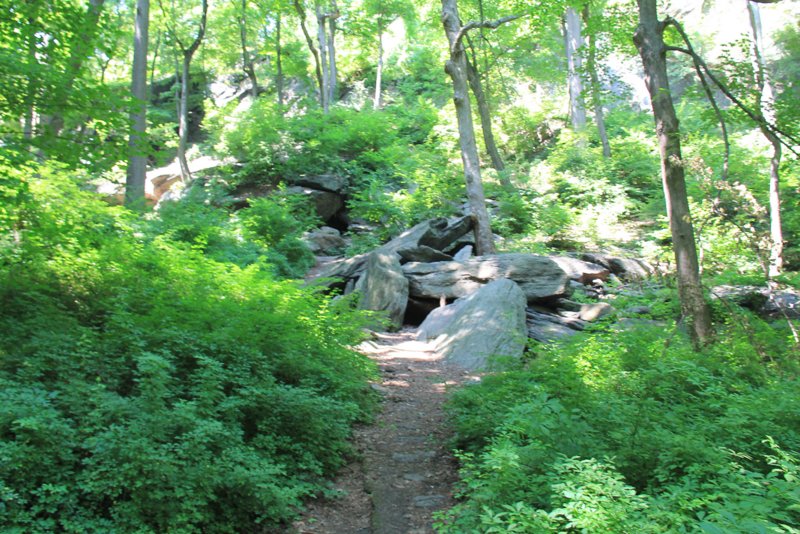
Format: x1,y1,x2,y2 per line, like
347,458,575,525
437,320,800,532
222,101,436,189
0,164,376,532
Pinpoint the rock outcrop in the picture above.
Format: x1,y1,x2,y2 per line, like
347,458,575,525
403,254,571,303
303,226,347,255
417,279,527,370
581,253,652,281
311,217,473,288
356,252,409,330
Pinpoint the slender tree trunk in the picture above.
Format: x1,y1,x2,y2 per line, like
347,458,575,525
170,0,207,182
748,0,783,278
177,55,192,180
294,0,325,109
23,15,37,142
373,26,383,109
327,1,338,105
316,3,330,112
126,0,149,208
466,54,505,173
564,6,586,131
583,5,611,157
634,0,712,346
240,0,259,98
276,12,284,108
441,0,495,256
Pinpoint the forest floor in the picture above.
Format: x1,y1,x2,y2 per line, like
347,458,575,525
289,328,476,534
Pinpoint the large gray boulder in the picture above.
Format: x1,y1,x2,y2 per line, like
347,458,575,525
355,251,409,330
284,186,344,222
290,173,348,193
403,254,571,304
303,226,346,255
581,253,652,281
418,279,527,370
397,246,454,264
526,308,586,343
308,217,473,286
550,256,610,284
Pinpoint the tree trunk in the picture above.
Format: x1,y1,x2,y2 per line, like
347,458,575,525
441,0,495,256
466,54,505,174
240,0,259,99
373,26,383,109
294,0,325,109
177,54,192,180
276,12,284,108
748,0,783,278
583,5,611,158
23,16,37,142
173,0,208,182
634,0,712,346
327,1,338,105
316,3,330,113
564,6,586,131
126,0,149,208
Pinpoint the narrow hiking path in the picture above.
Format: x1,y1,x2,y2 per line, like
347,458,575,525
291,329,475,534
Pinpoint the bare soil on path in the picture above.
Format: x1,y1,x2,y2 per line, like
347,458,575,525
290,329,474,534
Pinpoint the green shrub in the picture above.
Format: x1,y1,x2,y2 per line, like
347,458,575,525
438,319,800,532
0,166,376,532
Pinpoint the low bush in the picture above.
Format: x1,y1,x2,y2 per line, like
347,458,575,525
436,319,800,533
0,165,376,532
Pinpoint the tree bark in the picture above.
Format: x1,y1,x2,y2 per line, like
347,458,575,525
294,0,325,109
748,0,783,278
174,0,208,181
441,0,495,256
327,1,338,105
373,24,383,109
634,0,712,346
315,3,330,112
563,6,586,131
126,0,149,208
240,0,259,99
466,53,505,173
276,11,284,108
583,4,611,158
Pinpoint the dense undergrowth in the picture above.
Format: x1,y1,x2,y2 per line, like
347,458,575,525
436,303,800,533
0,160,377,532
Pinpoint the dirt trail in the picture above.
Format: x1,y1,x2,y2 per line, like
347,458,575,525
291,329,473,534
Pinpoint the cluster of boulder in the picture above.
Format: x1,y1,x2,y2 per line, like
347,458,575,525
307,216,653,370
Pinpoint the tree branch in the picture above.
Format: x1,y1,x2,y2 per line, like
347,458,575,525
664,17,800,157
452,14,522,53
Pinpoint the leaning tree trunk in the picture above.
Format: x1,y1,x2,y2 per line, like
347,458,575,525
564,6,586,131
748,0,783,278
126,0,149,207
583,4,611,157
466,53,506,174
634,0,712,346
294,0,325,109
441,0,496,256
